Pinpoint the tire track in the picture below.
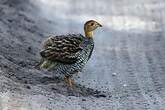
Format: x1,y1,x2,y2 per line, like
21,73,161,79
115,35,150,110
128,34,165,110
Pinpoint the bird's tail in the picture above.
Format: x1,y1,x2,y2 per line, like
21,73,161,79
36,58,57,70
35,58,44,69
35,50,57,70
40,60,54,69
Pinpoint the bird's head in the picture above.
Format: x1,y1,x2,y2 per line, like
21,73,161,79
84,20,102,38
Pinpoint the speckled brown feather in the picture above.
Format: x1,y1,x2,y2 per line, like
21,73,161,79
40,34,84,63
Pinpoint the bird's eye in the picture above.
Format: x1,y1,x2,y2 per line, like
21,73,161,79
91,23,94,26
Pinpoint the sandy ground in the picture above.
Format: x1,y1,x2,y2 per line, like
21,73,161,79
0,0,165,110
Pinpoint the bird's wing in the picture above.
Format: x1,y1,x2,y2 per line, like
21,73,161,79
40,34,84,63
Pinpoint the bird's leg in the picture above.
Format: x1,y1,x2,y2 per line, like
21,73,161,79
64,75,74,88
71,78,75,85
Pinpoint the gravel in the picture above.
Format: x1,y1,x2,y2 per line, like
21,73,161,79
0,0,165,110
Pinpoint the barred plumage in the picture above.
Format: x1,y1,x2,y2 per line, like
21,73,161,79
40,34,94,75
39,20,102,87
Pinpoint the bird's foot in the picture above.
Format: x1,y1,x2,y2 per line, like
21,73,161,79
64,75,75,88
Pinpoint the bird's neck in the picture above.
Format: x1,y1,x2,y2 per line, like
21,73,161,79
85,31,93,38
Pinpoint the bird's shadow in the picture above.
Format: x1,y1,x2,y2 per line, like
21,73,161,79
39,75,109,98
0,57,109,98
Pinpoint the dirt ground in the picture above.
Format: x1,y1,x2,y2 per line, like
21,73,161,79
0,0,165,110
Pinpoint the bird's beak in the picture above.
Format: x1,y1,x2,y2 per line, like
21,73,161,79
97,22,102,27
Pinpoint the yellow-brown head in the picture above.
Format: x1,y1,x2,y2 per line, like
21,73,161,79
84,20,102,38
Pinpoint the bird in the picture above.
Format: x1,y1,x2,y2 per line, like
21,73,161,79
39,20,102,87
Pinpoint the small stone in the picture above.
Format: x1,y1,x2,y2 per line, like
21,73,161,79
28,46,32,51
26,85,31,89
4,65,8,68
112,72,117,76
82,98,86,101
51,87,57,90
24,80,28,84
123,84,127,87
98,94,106,98
8,19,13,23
